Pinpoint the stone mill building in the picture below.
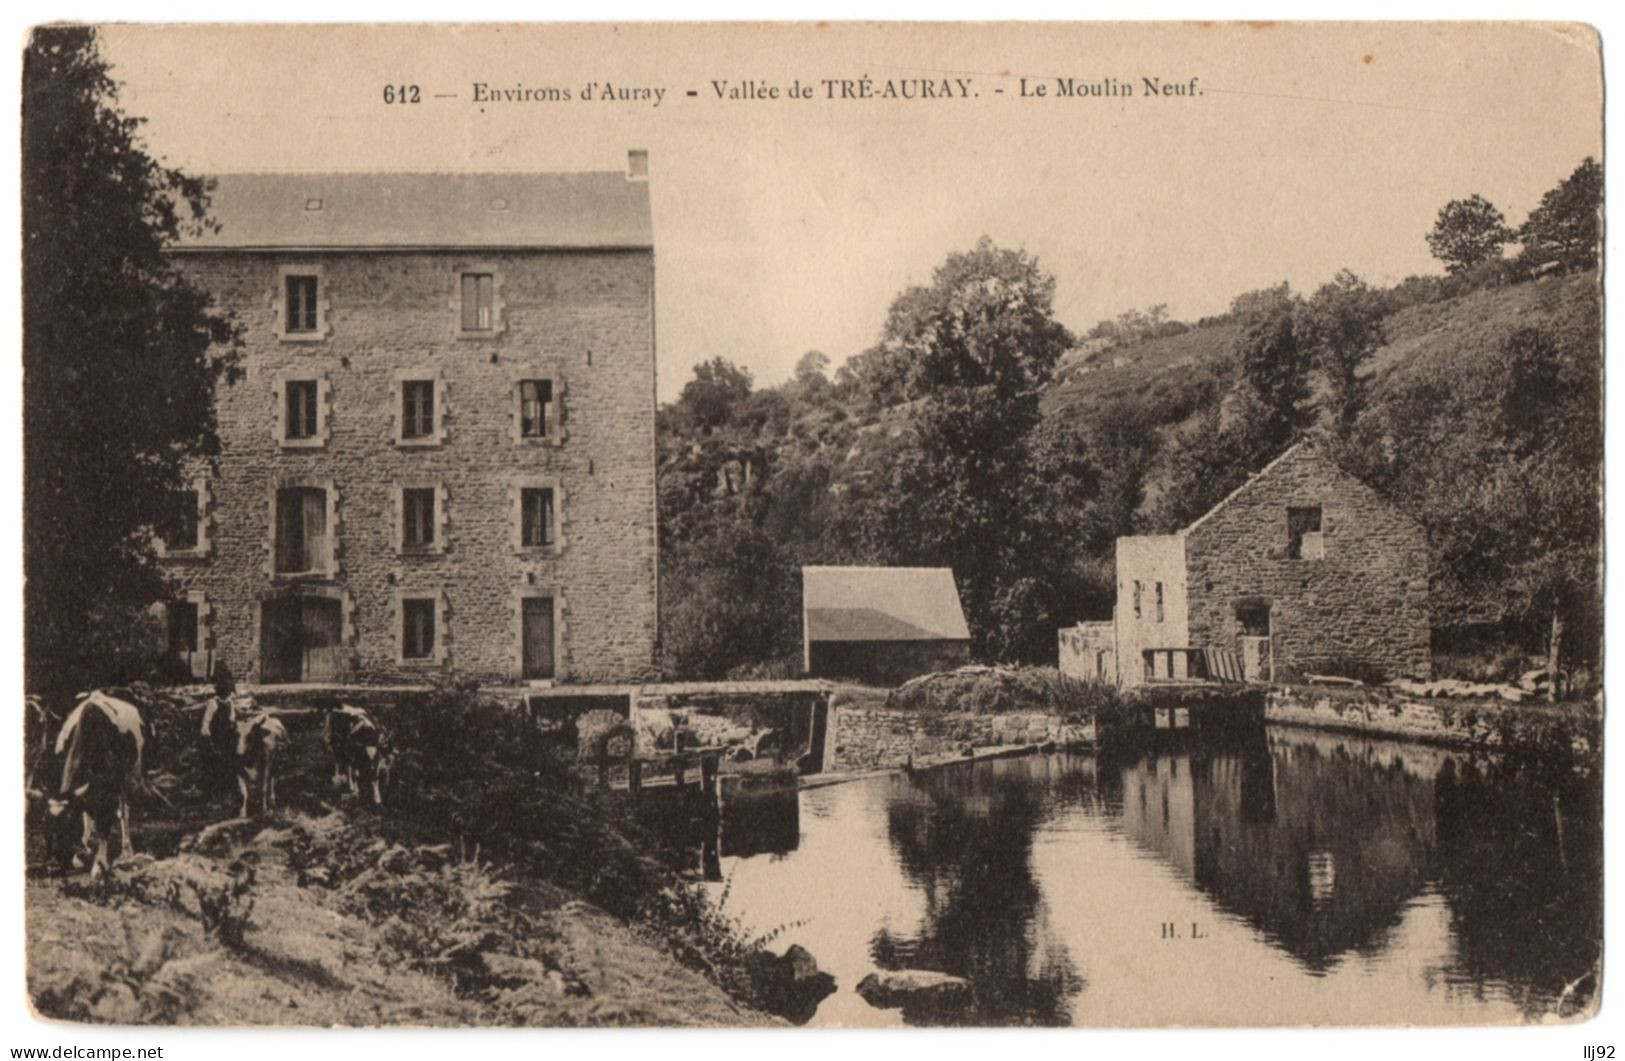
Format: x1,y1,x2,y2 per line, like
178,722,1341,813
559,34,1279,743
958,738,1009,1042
1060,443,1431,688
156,155,659,685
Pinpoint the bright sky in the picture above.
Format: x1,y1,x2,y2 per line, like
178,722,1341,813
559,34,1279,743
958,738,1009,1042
96,23,1602,400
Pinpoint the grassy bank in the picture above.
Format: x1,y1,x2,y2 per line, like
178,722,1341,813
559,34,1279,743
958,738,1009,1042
26,681,808,1026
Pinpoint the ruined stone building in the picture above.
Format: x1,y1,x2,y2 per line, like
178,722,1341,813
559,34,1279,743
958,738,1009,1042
156,156,659,685
1060,443,1430,688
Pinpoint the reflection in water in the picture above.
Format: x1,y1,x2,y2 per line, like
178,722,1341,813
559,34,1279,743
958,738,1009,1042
709,728,1600,1026
873,757,1088,1025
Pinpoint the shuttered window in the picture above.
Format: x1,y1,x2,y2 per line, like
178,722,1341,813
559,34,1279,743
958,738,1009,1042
461,273,495,331
275,487,327,575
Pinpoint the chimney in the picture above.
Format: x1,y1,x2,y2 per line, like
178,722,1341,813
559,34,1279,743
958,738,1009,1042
627,149,649,181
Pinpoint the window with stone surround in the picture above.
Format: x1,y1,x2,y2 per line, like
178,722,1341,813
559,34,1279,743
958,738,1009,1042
521,488,554,547
1155,582,1165,623
403,598,435,660
286,275,319,333
452,266,506,338
394,481,448,555
271,482,338,578
286,381,319,439
392,371,447,447
164,590,212,678
402,380,435,441
273,264,331,342
511,371,566,445
1288,505,1325,560
1133,580,1143,620
167,598,199,655
510,478,565,554
395,588,448,665
273,375,331,449
462,273,495,331
156,478,211,558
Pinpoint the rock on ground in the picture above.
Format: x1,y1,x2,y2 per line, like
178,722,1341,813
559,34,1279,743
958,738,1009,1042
855,968,971,1010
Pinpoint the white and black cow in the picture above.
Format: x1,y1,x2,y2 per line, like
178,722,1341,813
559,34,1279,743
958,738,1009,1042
201,696,288,819
322,703,392,807
39,691,145,879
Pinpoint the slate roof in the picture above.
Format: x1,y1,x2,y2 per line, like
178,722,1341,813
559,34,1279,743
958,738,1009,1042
803,566,971,643
172,172,652,251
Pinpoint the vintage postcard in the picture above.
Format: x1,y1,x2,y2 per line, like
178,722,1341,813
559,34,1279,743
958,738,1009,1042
16,22,1604,1031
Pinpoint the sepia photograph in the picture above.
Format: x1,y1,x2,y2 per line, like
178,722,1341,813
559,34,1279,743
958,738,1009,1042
14,20,1606,1032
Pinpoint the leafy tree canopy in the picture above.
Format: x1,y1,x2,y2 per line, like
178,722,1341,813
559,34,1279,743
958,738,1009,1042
1519,157,1602,272
1426,194,1513,274
23,26,241,698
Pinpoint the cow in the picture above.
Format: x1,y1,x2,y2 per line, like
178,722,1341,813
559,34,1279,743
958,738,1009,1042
322,703,393,807
234,709,287,819
38,691,145,879
202,695,287,819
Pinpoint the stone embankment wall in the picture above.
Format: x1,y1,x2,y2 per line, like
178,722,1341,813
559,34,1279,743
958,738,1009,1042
829,708,1094,773
1266,685,1597,758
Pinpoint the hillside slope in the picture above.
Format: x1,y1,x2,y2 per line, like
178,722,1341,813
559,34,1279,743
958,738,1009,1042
1042,270,1600,430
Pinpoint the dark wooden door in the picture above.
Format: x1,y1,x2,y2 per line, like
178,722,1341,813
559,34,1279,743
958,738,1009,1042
522,597,555,680
302,598,342,681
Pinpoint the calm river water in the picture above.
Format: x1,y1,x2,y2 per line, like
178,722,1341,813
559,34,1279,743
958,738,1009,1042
699,726,1600,1027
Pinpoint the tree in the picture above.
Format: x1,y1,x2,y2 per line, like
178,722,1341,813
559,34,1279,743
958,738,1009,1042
1368,321,1601,697
850,238,1075,660
678,357,754,430
1230,286,1313,457
1426,194,1513,274
23,27,241,700
1301,270,1385,431
1519,157,1602,273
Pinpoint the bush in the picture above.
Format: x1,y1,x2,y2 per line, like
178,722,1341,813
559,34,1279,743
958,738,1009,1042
886,665,1121,722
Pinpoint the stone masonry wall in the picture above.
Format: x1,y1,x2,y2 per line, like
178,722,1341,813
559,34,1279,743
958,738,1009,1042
1183,446,1430,682
1058,621,1115,683
164,249,658,684
1114,534,1189,687
1266,685,1597,758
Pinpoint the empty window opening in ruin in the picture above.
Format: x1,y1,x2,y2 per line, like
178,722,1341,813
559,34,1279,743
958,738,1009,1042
285,380,319,440
403,488,436,548
1132,580,1143,619
520,379,553,438
402,598,436,660
1155,582,1165,623
1234,597,1272,637
462,273,495,331
521,487,555,547
286,275,319,333
1288,505,1324,560
402,380,435,439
